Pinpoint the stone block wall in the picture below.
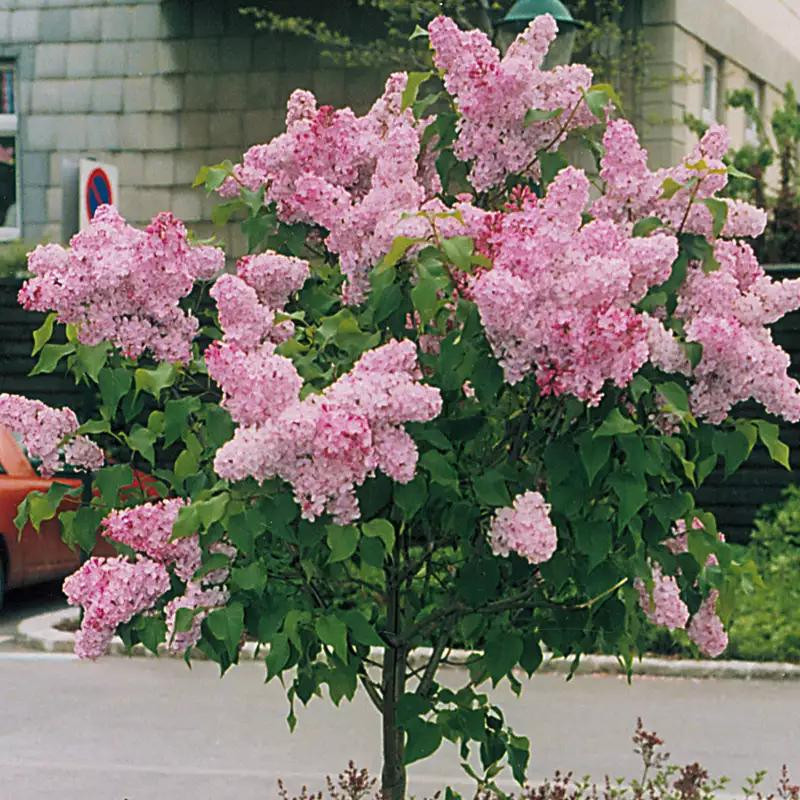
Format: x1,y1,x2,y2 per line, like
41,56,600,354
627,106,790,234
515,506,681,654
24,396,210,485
0,0,387,249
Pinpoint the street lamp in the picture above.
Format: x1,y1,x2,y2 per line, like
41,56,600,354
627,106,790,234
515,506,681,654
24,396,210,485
495,0,582,66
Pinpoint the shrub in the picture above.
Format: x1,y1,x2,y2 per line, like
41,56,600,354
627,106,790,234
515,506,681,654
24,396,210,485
3,12,799,799
725,487,800,662
0,239,33,279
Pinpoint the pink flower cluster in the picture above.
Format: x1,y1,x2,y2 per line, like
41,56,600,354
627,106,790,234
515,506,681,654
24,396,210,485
472,166,678,403
637,518,728,657
428,14,597,191
594,119,767,239
101,498,201,582
676,240,800,422
212,339,442,523
595,119,800,422
205,250,309,426
19,206,224,363
635,566,689,631
0,393,104,475
218,75,428,303
63,556,170,659
488,490,558,565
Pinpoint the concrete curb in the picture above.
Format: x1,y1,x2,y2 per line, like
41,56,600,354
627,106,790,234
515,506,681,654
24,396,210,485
16,607,800,680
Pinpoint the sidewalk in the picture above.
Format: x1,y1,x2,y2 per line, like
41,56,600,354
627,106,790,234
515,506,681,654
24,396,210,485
16,606,800,681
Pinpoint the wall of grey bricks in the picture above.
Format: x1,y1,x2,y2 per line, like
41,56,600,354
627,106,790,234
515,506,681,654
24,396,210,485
0,0,386,250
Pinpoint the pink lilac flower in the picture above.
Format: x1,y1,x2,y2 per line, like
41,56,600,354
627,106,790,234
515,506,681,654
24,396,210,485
687,589,728,657
101,498,201,582
210,274,275,351
63,556,170,659
677,240,800,422
236,252,310,309
471,166,678,403
205,341,302,427
19,206,224,363
635,565,690,631
213,339,442,523
428,14,597,191
217,76,430,303
0,393,104,475
489,490,558,565
164,582,229,655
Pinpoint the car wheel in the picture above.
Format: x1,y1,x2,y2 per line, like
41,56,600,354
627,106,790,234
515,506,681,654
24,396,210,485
0,558,5,612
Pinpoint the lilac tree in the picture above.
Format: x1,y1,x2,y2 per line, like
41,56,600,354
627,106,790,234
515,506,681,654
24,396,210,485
3,14,797,798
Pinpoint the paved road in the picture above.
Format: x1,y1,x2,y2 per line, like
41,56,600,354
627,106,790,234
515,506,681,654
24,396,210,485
1,648,798,800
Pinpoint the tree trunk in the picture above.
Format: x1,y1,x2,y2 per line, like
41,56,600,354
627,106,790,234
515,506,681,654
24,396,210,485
381,573,407,800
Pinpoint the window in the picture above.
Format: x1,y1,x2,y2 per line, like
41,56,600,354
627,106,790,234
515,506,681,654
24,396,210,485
744,75,763,145
0,63,19,241
702,55,720,125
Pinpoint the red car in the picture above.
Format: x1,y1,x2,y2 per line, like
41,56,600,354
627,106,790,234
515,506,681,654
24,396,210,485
0,425,116,608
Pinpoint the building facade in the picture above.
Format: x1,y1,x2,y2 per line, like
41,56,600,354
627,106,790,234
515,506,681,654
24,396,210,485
0,0,384,247
639,0,800,169
3,1,800,247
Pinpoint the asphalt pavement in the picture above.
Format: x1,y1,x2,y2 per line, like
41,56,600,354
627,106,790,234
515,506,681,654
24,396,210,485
0,646,799,800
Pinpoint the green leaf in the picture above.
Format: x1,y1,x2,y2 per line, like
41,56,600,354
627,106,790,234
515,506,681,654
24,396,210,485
174,448,199,482
381,236,419,269
75,342,108,382
265,633,291,680
172,504,199,539
126,425,156,465
712,429,752,477
340,610,383,647
32,313,57,355
196,493,229,527
93,464,134,508
404,719,442,765
230,562,267,595
401,70,432,110
538,150,567,186
315,615,349,662
661,177,683,199
754,420,791,470
420,450,459,492
326,524,360,564
396,693,432,727
173,606,200,634
472,470,511,506
361,518,395,551
632,216,663,237
98,368,133,418
578,431,611,485
594,408,639,437
394,475,428,520
703,197,728,238
484,631,523,684
441,236,474,271
205,602,244,660
657,381,689,414
227,509,263,556
30,343,74,375
60,506,104,553
573,520,613,570
134,363,177,398
409,24,428,40
523,107,563,126
411,276,440,325
76,419,111,436
164,397,201,448
608,472,647,530
134,616,166,655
